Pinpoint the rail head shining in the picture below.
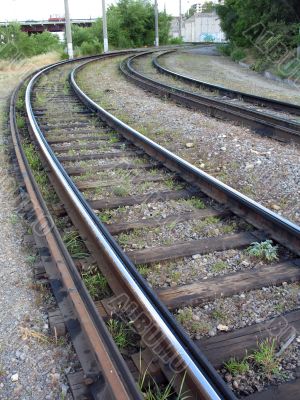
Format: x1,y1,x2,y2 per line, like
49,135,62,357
77,57,300,255
25,61,230,399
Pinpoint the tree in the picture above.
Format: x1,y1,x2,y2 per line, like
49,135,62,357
185,6,196,18
216,0,300,49
202,2,216,13
0,24,61,59
80,0,172,51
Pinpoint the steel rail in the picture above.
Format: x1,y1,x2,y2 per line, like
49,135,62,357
153,50,300,116
75,56,300,256
121,52,300,144
11,56,143,400
72,54,300,392
26,58,235,399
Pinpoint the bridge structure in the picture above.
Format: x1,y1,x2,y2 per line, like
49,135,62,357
0,19,97,34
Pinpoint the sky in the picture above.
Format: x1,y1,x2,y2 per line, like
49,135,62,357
1,0,197,21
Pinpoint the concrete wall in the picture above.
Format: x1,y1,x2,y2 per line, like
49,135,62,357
170,17,180,39
171,12,225,42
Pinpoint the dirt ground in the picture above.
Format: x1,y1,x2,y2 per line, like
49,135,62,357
0,52,74,400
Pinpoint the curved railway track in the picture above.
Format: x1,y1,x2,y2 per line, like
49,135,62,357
10,51,300,399
153,50,300,117
120,51,300,145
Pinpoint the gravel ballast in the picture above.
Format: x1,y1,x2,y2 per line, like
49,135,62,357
76,56,300,397
77,57,300,225
0,53,74,400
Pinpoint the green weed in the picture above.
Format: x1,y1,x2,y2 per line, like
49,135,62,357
63,81,70,95
246,240,278,262
99,210,113,223
106,319,131,349
16,115,25,129
211,261,227,273
176,308,193,324
220,222,237,234
117,232,131,246
10,213,20,225
165,178,183,190
113,184,130,197
16,96,25,111
139,368,190,400
137,264,150,278
192,216,220,233
252,339,280,376
224,357,250,376
62,231,88,259
26,254,38,265
23,143,42,171
170,271,181,283
82,270,110,300
109,136,119,144
182,197,205,210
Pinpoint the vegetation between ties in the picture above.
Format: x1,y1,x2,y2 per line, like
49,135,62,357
62,230,88,259
139,367,190,400
82,269,111,301
224,338,280,379
246,240,278,262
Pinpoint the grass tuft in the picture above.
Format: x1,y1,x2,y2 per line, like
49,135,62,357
16,115,25,129
183,197,205,210
252,339,280,376
139,368,190,400
23,143,43,171
106,319,131,350
224,357,250,376
62,231,88,259
137,264,150,278
113,184,130,197
211,261,227,273
82,270,110,300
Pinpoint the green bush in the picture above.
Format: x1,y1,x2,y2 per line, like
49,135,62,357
216,1,300,69
72,0,172,51
231,48,246,61
216,43,232,56
79,40,103,56
251,58,270,72
0,24,62,59
275,58,300,81
168,37,183,45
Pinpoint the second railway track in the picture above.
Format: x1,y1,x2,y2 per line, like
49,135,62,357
153,50,300,117
12,51,300,399
120,51,300,145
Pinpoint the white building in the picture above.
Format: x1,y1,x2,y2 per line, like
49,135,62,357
191,3,203,13
171,12,225,42
191,1,224,13
170,17,181,38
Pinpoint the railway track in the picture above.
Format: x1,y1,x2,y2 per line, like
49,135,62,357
120,51,300,145
10,51,300,399
153,50,300,117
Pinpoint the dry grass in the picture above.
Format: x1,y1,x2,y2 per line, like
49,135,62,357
20,327,50,344
0,52,61,104
0,51,60,73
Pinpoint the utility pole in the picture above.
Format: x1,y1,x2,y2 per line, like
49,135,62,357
102,0,109,53
64,0,74,59
179,0,182,39
154,0,159,47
